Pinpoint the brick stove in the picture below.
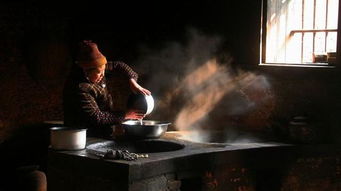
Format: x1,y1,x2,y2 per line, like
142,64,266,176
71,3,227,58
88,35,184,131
47,131,341,191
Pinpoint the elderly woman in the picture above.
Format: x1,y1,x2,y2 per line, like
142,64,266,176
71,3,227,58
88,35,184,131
63,40,150,138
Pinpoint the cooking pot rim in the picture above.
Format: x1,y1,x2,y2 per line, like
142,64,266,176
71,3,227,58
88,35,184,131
50,127,87,131
122,120,171,126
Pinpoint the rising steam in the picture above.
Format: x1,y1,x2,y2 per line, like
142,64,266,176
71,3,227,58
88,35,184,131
135,29,275,143
173,59,235,131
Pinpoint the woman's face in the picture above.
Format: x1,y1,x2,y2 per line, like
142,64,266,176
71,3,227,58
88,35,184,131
85,65,106,83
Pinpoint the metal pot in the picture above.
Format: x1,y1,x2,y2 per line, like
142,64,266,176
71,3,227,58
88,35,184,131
50,127,87,150
121,120,171,139
127,94,154,115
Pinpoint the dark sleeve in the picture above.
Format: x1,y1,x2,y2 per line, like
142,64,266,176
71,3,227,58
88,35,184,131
79,88,125,126
107,61,138,80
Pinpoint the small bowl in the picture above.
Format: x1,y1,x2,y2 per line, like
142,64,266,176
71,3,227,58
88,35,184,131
327,52,337,58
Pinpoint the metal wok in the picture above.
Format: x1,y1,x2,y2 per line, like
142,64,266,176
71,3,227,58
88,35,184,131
121,120,171,139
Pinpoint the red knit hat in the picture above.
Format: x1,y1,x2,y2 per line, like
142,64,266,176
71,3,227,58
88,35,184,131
76,40,107,69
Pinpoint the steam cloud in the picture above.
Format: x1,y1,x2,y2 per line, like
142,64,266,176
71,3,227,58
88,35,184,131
135,29,275,143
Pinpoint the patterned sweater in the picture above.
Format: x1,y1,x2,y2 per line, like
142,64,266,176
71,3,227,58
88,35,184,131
63,61,138,138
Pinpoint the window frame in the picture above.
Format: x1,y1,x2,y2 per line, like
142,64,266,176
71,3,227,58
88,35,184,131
259,0,341,68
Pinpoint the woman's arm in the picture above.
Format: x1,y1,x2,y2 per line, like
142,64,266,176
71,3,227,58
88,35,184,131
107,61,151,96
78,87,145,126
106,61,138,80
129,78,151,95
79,91,125,126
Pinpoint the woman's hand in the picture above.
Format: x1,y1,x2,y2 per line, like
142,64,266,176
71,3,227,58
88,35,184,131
129,78,151,96
124,110,146,120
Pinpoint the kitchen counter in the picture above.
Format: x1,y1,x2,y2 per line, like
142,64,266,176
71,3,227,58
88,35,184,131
47,131,341,191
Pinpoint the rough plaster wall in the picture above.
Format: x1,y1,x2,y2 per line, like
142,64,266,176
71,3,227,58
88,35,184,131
0,4,68,140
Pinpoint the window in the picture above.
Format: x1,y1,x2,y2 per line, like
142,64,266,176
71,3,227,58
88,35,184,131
260,0,340,66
